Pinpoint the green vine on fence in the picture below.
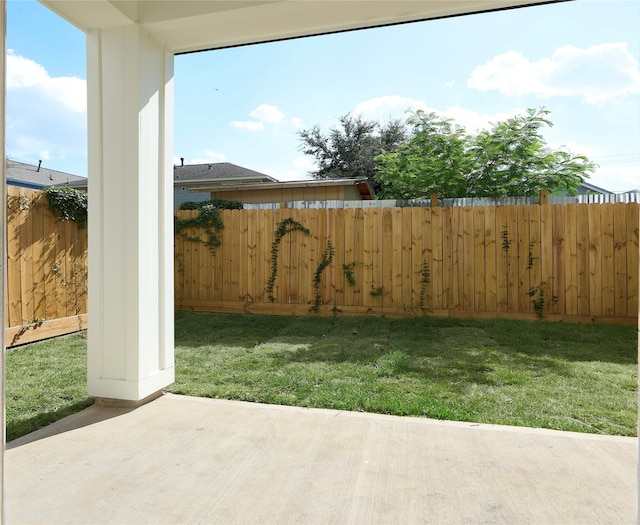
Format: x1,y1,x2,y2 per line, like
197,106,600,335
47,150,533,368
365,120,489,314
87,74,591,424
419,259,430,311
342,262,358,287
175,199,242,254
525,238,557,318
43,186,88,227
501,226,511,252
266,217,310,302
310,239,335,313
528,279,558,319
370,285,384,297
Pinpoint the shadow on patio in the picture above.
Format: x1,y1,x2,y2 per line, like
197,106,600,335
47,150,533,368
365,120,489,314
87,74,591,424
5,393,637,524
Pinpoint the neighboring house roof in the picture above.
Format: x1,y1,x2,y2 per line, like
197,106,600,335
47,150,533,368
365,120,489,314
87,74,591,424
60,162,277,190
6,159,86,189
190,177,375,200
577,181,612,195
174,162,277,186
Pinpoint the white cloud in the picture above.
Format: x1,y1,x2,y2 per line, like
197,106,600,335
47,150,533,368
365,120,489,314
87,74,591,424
249,104,285,124
589,165,640,192
257,157,316,182
292,156,316,172
290,117,305,128
549,141,598,159
352,96,522,134
7,50,86,112
231,120,264,131
189,158,220,165
468,43,640,104
6,52,87,173
353,95,428,122
440,106,522,134
203,150,227,160
232,104,291,131
444,80,456,88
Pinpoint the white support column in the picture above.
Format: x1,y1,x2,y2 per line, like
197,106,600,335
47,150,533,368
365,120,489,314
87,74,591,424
87,23,174,401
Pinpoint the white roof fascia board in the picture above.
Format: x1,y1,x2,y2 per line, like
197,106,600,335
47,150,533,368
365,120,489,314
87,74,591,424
39,0,562,53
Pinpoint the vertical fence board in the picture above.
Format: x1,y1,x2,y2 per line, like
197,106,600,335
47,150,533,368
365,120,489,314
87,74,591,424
576,205,590,316
257,209,270,302
588,205,603,316
238,210,249,302
333,208,345,309
401,209,413,309
342,209,355,306
600,204,615,316
7,189,23,325
380,208,393,309
564,204,578,316
551,206,565,315
495,207,509,312
613,203,628,317
174,214,185,304
441,208,453,310
316,208,329,307
53,215,68,318
527,205,541,316
540,204,554,315
421,208,434,310
506,206,519,313
352,208,365,307
431,208,443,310
517,205,530,314
390,208,402,308
452,208,464,310
20,195,35,323
484,207,497,312
370,208,383,307
289,209,301,304
411,208,423,310
462,207,474,311
627,204,639,317
473,207,486,312
42,195,59,321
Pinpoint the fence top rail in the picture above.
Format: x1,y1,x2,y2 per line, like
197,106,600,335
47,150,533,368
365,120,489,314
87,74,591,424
240,193,640,210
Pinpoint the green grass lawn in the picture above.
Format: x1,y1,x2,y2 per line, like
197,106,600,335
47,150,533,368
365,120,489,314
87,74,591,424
5,312,638,441
168,312,637,436
6,333,94,442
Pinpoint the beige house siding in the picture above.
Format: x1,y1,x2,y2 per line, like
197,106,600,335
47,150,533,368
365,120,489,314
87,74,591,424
208,185,350,204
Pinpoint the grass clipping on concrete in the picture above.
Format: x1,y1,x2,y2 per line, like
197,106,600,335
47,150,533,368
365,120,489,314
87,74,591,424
169,312,637,437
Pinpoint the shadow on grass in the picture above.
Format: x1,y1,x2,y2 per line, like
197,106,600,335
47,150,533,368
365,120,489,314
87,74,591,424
7,397,95,443
175,311,637,367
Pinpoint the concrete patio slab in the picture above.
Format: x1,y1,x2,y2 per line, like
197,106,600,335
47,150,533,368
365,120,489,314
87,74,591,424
6,393,637,524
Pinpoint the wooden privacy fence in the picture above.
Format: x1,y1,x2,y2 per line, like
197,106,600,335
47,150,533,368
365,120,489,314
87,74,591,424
175,203,639,325
5,186,88,347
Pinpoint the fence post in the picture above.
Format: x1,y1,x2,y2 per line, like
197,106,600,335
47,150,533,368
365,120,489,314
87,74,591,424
431,193,439,208
540,189,549,205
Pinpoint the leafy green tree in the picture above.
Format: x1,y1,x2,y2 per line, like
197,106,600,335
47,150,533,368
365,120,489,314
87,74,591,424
375,111,472,199
376,107,595,199
298,114,405,193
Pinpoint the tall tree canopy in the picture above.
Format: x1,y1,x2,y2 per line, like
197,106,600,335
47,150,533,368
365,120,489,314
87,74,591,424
297,114,405,193
375,108,596,199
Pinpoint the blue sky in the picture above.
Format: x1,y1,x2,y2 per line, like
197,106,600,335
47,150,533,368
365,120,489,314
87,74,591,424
6,0,640,192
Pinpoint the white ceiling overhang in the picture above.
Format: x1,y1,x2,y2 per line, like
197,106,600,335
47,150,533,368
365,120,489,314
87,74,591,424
39,0,564,54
